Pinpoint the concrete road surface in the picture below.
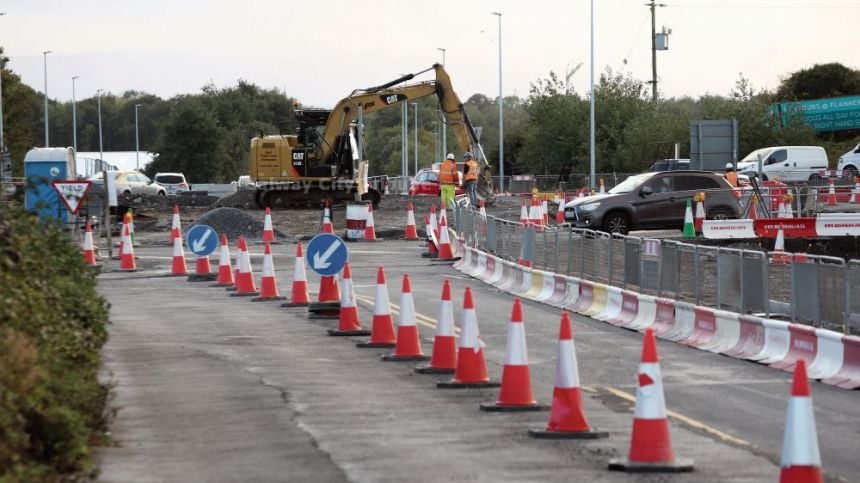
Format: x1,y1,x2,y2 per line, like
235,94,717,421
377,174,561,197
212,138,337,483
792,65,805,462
96,240,858,482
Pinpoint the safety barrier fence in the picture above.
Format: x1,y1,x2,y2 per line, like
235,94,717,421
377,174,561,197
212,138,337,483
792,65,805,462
448,204,860,389
451,202,860,335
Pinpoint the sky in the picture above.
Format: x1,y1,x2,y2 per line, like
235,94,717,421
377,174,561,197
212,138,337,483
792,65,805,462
1,0,858,108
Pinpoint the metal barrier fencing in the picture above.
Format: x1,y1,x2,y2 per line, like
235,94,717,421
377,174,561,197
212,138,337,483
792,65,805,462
452,201,860,334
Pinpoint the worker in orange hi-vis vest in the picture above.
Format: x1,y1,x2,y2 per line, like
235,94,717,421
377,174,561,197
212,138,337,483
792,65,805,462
463,152,479,207
725,162,738,187
439,153,460,206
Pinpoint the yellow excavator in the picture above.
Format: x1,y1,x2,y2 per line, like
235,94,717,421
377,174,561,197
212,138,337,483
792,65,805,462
249,64,495,208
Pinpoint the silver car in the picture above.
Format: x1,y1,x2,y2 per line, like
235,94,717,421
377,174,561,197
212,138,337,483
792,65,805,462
154,172,191,196
89,171,167,197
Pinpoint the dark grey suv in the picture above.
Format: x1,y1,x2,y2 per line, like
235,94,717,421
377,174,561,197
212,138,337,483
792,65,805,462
563,171,741,234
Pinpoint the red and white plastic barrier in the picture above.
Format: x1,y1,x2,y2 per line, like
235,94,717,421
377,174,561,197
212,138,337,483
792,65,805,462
704,214,860,239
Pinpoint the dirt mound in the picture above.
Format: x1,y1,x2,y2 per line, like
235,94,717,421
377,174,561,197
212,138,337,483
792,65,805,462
185,207,291,243
215,190,258,209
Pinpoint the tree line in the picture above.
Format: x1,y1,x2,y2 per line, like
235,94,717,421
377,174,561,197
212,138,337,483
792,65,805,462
2,45,859,183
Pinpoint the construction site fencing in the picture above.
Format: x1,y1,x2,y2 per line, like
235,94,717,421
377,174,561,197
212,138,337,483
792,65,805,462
451,201,860,335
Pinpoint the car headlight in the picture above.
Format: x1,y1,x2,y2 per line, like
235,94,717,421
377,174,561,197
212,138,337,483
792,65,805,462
578,202,601,211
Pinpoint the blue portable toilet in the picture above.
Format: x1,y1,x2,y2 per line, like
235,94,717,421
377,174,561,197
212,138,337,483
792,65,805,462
24,147,77,222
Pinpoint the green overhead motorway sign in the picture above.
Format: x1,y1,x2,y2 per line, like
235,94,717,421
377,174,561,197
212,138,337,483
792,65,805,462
772,95,860,132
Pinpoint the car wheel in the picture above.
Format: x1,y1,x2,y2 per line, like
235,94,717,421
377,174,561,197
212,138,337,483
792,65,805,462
158,191,166,196
602,211,630,235
843,166,859,180
708,207,735,220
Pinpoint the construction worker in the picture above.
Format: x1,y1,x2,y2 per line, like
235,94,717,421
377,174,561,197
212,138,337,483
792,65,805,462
725,162,738,187
439,153,459,206
462,152,479,206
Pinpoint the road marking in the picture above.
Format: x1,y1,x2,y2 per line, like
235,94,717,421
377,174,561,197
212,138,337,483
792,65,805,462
354,294,461,335
600,386,752,447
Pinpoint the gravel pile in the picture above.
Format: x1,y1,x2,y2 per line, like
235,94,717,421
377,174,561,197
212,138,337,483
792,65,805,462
185,207,291,243
215,190,258,209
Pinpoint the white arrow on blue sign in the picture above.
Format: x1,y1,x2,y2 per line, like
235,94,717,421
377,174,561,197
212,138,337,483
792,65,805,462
306,233,348,276
186,225,219,257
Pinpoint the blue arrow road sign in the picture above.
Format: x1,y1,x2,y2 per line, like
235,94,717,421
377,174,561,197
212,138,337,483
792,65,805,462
306,233,348,276
186,225,219,257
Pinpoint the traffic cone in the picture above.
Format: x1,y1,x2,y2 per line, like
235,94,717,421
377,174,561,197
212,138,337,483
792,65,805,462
170,234,188,276
126,209,136,246
529,197,543,227
783,194,794,218
439,201,448,228
519,198,529,227
282,243,311,307
771,228,791,265
212,234,234,287
682,199,696,238
170,205,181,243
853,177,860,204
609,328,694,472
779,360,823,483
119,222,137,271
357,267,397,348
416,279,457,374
542,197,550,225
479,199,487,219
82,221,97,266
423,214,439,257
262,207,275,242
253,242,285,301
226,238,244,292
480,298,547,412
555,205,565,225
748,194,760,220
530,311,609,438
437,287,500,389
405,202,419,240
328,262,371,336
321,209,334,234
826,179,837,206
231,236,259,297
194,256,212,275
436,217,457,261
429,204,438,236
693,192,705,233
364,204,377,241
381,274,430,361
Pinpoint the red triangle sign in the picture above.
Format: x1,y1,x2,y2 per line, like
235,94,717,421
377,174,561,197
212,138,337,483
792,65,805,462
51,181,92,215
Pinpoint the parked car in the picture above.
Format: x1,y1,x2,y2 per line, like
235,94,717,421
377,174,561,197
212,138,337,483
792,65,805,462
647,158,690,171
736,146,828,182
88,171,167,197
409,167,464,196
154,172,191,195
837,142,860,179
564,171,740,234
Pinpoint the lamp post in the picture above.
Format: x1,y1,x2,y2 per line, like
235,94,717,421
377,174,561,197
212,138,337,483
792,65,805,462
411,102,418,175
43,50,52,147
491,12,503,193
96,89,104,162
0,12,6,153
72,76,79,153
134,104,142,171
436,48,446,160
589,0,596,188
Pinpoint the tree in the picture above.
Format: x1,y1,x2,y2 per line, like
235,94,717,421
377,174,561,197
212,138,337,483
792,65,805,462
0,47,41,175
147,97,227,182
776,63,860,101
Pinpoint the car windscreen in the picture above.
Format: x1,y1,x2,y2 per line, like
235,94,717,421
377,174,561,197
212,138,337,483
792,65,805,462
156,175,184,184
609,173,652,194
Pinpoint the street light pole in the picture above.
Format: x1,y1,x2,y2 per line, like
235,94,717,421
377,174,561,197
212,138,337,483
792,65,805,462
0,12,6,152
43,50,52,147
589,0,596,189
436,48,446,160
491,12,503,193
72,76,79,153
134,104,142,171
411,102,418,175
96,89,104,162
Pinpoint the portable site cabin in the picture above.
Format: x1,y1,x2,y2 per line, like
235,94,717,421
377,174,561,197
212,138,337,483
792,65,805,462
24,147,77,222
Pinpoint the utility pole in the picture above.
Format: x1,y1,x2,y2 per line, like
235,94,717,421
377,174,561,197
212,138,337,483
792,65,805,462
43,51,52,147
72,76,80,153
647,1,667,101
491,12,503,193
437,48,446,159
411,102,418,175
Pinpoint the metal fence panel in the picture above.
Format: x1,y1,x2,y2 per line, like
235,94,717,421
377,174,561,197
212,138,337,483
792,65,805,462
660,242,679,296
818,261,844,330
742,252,767,315
792,261,820,323
718,249,743,312
624,237,641,289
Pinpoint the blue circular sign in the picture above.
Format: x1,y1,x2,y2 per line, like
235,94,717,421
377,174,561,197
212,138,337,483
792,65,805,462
186,225,219,257
306,233,348,276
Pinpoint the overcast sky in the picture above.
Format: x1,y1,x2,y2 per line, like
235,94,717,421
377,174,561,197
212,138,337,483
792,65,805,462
2,0,857,108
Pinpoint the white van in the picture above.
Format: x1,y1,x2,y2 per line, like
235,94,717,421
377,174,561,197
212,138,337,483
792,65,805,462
736,146,828,182
836,142,860,179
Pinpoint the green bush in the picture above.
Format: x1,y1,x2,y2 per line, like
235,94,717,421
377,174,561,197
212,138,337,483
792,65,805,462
0,201,110,480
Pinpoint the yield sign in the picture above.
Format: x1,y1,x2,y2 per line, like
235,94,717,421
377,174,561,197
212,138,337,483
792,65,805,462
51,181,92,215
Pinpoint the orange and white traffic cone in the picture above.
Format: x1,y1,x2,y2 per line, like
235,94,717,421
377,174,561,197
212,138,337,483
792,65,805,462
748,194,760,220
328,262,371,336
357,266,397,349
416,279,457,374
853,177,860,204
530,311,608,438
170,205,181,244
231,236,259,297
435,217,457,261
779,360,823,483
405,202,419,240
423,214,439,257
308,266,341,318
479,199,487,219
282,243,311,307
429,204,438,236
826,179,837,206
82,221,97,266
253,242,285,302
480,298,547,412
321,210,334,234
771,228,791,265
542,196,550,226
608,328,694,472
226,238,244,292
170,233,188,276
119,222,137,271
262,207,275,243
364,204,377,241
212,234,234,287
693,192,706,233
599,178,606,194
381,274,430,361
438,287,500,389
520,198,529,227
529,197,543,227
555,205,565,225
194,256,212,275
439,201,448,229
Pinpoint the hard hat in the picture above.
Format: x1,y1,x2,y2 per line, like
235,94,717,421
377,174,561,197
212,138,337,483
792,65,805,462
725,162,735,170
464,152,472,159
446,153,455,160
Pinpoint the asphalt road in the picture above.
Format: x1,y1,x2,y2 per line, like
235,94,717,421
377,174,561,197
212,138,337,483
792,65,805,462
95,239,859,482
